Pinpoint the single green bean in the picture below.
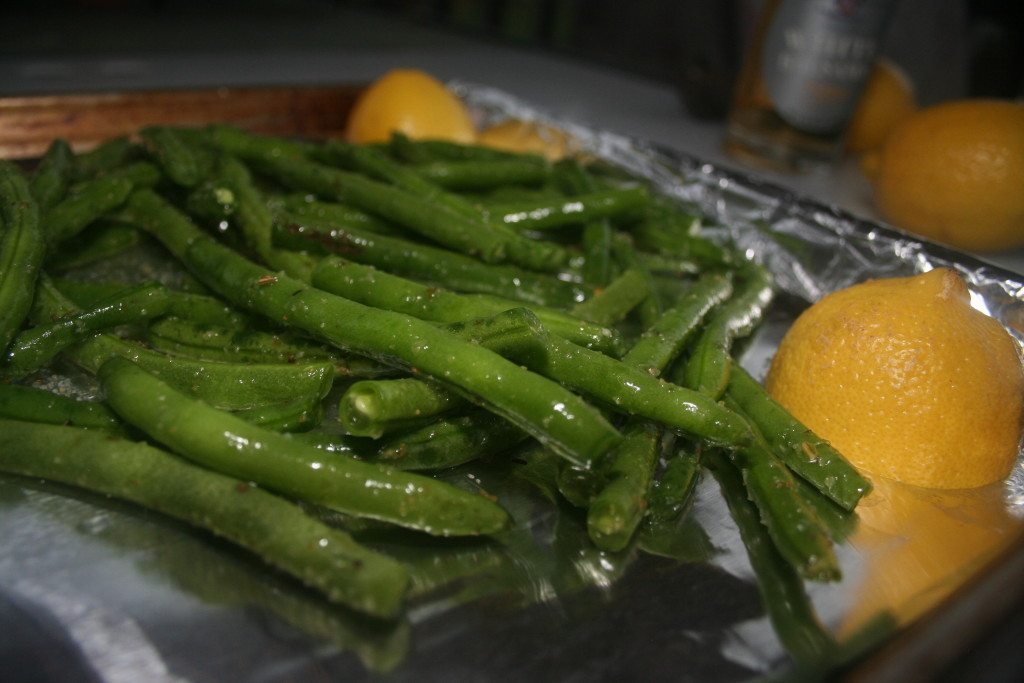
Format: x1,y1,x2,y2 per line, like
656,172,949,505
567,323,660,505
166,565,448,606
642,445,701,530
311,256,623,356
414,158,551,191
140,126,206,187
483,186,650,231
30,138,74,210
232,393,324,433
683,261,773,399
71,137,140,179
0,385,124,434
726,365,872,511
553,159,614,287
126,189,621,468
45,174,134,244
340,377,467,438
45,222,143,272
375,411,529,471
569,268,652,325
0,418,409,618
389,132,527,163
2,281,171,379
273,194,406,236
0,161,45,354
100,357,512,537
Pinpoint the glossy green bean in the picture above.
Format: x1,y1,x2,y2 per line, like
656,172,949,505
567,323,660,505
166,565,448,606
32,276,335,412
706,452,837,664
340,377,467,438
569,268,652,325
2,281,171,379
683,261,773,399
0,418,409,618
140,126,206,187
310,256,623,356
71,137,140,179
126,189,621,468
45,222,143,272
45,174,134,244
484,186,650,231
275,215,588,308
100,357,512,537
726,365,871,511
414,158,551,191
375,411,528,471
0,385,125,434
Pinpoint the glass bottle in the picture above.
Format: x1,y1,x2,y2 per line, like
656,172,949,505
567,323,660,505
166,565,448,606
723,0,900,171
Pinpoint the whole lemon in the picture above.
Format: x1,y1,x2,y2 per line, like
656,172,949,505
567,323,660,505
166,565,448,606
870,100,1024,252
766,268,1023,489
845,59,917,155
345,69,476,145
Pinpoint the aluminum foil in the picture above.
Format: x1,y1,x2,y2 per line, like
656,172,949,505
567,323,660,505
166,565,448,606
2,83,1023,683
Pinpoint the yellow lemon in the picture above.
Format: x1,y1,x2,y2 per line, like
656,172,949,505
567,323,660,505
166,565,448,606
345,69,476,145
845,59,917,155
766,268,1023,489
870,99,1024,251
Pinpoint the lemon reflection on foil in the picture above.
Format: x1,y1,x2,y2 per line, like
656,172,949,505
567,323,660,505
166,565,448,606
841,476,1022,636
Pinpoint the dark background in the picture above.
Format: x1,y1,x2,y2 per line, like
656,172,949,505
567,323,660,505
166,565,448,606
1,0,1021,117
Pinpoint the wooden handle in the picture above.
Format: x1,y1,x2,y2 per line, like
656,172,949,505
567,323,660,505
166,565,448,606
0,85,362,159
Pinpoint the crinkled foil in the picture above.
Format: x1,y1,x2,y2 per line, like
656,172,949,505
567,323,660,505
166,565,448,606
455,81,1024,514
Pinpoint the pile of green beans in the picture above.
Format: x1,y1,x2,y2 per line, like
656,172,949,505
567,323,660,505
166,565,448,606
0,126,870,662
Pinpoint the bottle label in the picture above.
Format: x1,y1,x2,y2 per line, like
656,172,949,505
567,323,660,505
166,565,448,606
762,0,897,134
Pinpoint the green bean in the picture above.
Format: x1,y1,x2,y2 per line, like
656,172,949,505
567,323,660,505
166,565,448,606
0,418,409,618
726,365,872,511
631,201,733,269
45,222,143,272
0,161,45,354
0,385,125,434
273,194,405,236
317,141,481,219
2,281,171,379
30,138,74,210
232,393,324,433
623,272,734,372
311,256,623,356
32,276,335,412
586,420,664,551
340,377,467,438
148,316,333,362
414,158,551,191
101,160,163,188
51,278,250,328
483,186,650,231
205,123,318,161
683,261,773,399
642,445,701,530
140,126,206,187
706,452,837,664
375,411,528,471
554,158,613,286
721,397,839,582
581,273,735,547
793,476,858,544
100,357,512,537
72,137,140,179
610,232,661,327
45,174,134,244
275,215,588,308
634,250,700,276
569,268,652,325
224,138,574,273
126,189,621,468
389,132,527,163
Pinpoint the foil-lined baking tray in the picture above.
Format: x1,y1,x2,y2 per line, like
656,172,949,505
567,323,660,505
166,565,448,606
1,82,1023,682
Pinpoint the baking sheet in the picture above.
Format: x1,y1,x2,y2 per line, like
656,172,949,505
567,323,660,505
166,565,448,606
1,82,1023,682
